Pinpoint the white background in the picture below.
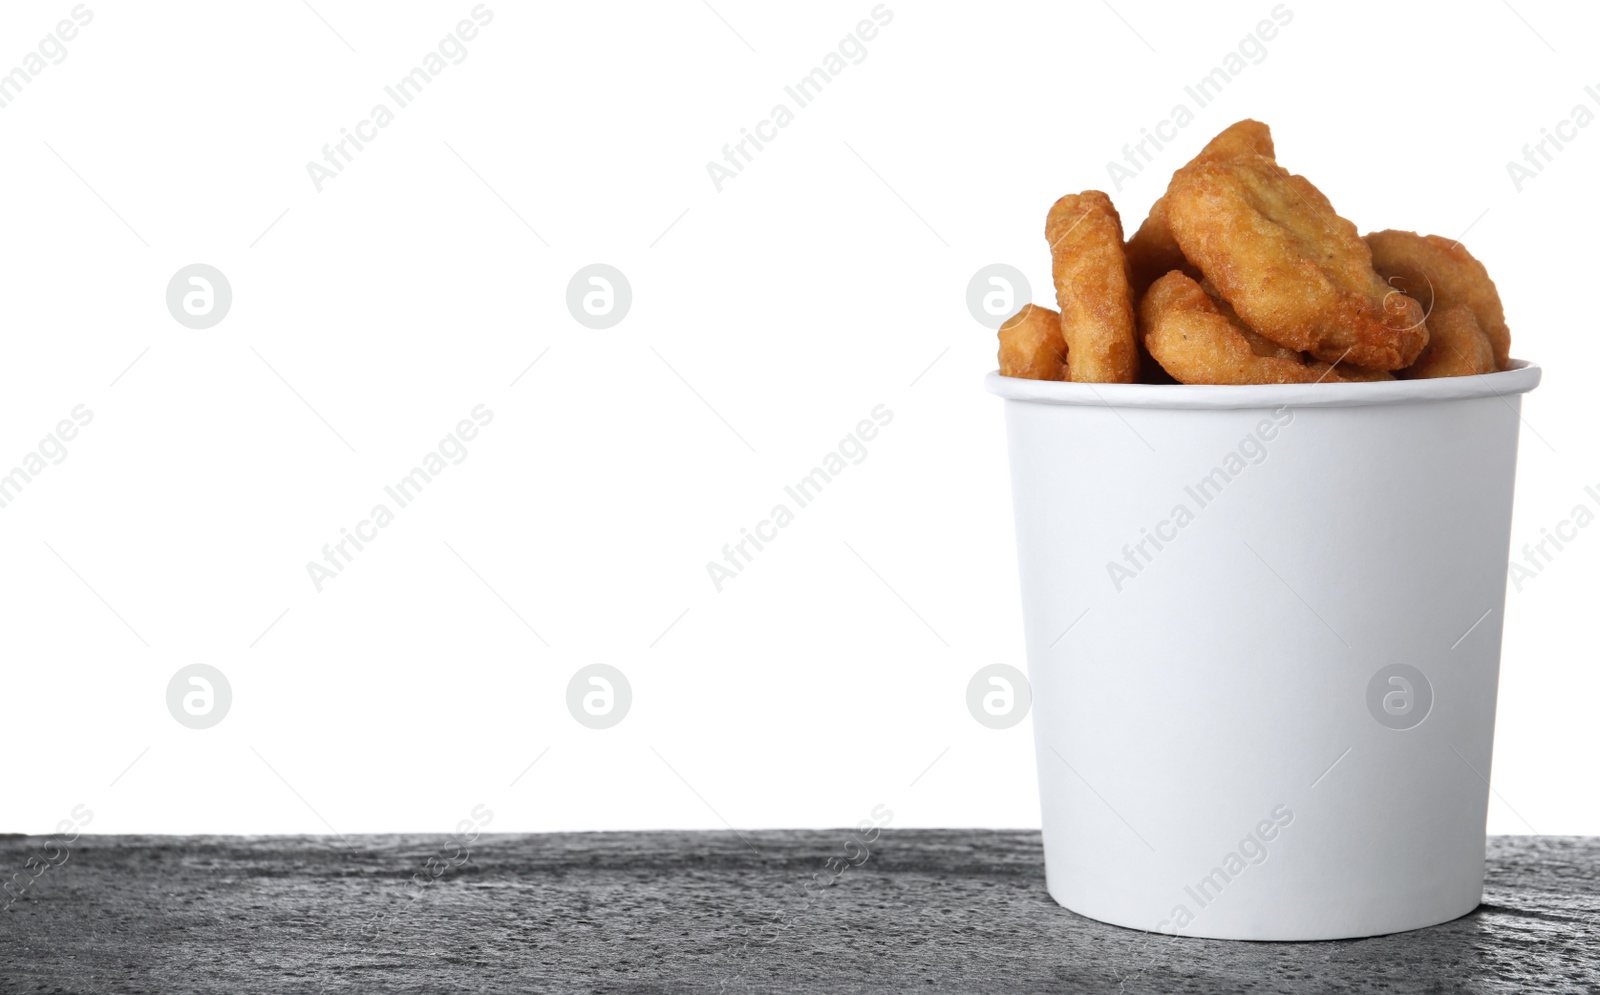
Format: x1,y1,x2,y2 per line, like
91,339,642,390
0,0,1594,836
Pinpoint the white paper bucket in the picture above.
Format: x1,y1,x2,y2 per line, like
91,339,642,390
987,362,1541,941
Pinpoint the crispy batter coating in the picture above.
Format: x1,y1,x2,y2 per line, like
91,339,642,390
997,303,1066,380
1046,190,1138,383
1306,360,1395,382
1239,327,1300,361
1126,121,1276,295
1191,118,1277,163
1365,230,1511,370
1125,205,1196,297
1140,272,1330,385
1399,305,1496,379
1166,155,1428,370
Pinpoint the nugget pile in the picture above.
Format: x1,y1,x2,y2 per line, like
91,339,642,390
997,120,1512,384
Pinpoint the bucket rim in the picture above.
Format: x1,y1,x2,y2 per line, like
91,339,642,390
986,360,1540,410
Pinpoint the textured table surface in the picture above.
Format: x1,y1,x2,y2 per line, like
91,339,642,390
0,831,1595,994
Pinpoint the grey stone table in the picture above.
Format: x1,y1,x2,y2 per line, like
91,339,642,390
0,831,1594,993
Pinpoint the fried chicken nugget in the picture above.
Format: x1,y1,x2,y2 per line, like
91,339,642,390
1046,191,1138,384
997,303,1066,380
1140,272,1330,385
1166,156,1428,370
1398,305,1496,379
1126,120,1276,295
1365,230,1511,370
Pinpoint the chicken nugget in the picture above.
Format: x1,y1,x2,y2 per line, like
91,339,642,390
1166,155,1428,370
997,303,1067,380
1046,190,1138,384
1140,272,1330,385
1365,230,1511,370
1398,305,1496,379
1126,120,1276,295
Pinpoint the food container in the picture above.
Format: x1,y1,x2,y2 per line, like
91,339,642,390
987,363,1541,941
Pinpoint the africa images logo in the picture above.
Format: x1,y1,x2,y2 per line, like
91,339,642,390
1158,804,1294,933
1106,406,1292,592
704,5,894,192
304,5,495,192
1103,4,1294,192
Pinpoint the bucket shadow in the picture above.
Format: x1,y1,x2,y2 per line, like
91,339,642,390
1049,900,1582,994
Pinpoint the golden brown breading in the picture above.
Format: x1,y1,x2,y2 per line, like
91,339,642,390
1126,120,1276,296
1239,327,1300,361
1125,204,1197,297
1399,305,1496,379
1165,155,1427,370
997,303,1067,380
1192,118,1277,163
1305,360,1395,382
1140,272,1330,385
1046,190,1138,383
1365,230,1511,370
